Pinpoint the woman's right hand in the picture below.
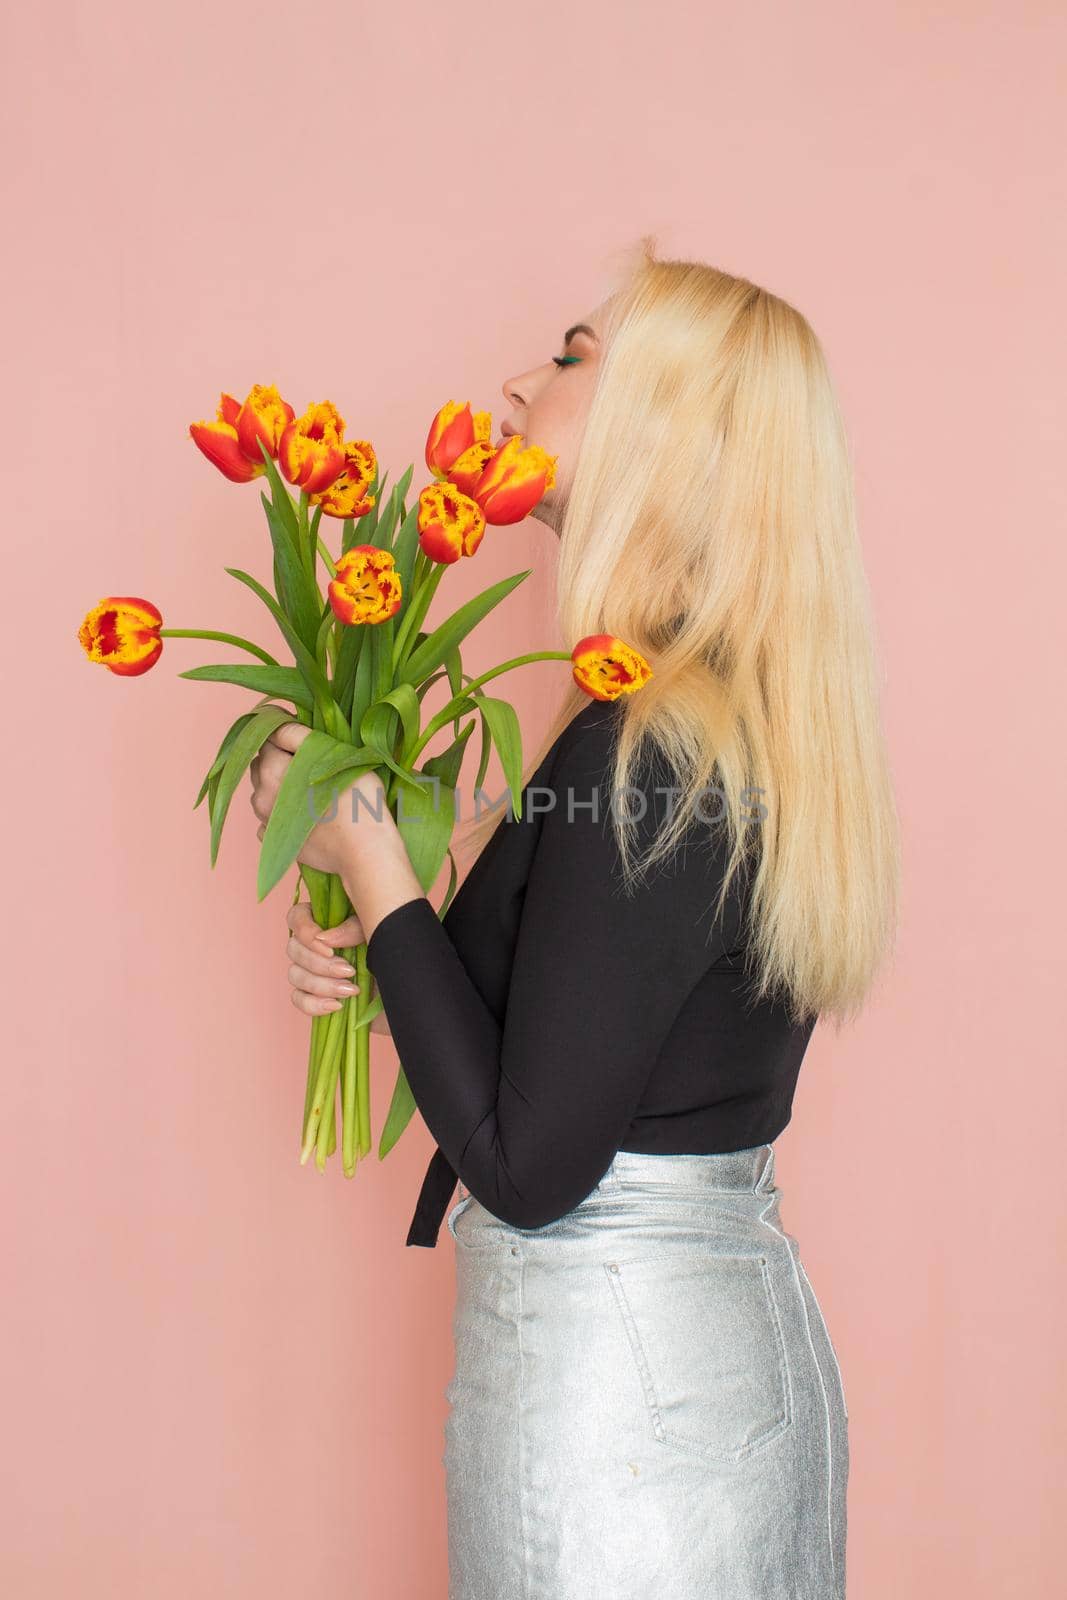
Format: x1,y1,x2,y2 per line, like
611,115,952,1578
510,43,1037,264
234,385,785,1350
285,901,392,1035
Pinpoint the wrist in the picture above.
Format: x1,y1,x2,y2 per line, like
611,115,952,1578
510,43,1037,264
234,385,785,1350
338,835,426,946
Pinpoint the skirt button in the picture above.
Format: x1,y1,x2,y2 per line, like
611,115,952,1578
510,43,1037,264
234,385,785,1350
510,1245,519,1256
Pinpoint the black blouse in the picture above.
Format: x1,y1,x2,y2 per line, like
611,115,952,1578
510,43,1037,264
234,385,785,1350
365,696,817,1246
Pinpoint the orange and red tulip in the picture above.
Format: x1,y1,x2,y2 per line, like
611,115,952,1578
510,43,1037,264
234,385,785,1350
571,634,653,701
310,440,378,520
78,596,164,676
417,483,487,564
425,402,492,479
279,401,347,495
327,546,402,625
235,384,296,466
446,440,497,498
470,434,557,525
189,393,268,483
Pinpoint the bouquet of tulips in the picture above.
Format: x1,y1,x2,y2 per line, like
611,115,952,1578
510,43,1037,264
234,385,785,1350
79,384,652,1179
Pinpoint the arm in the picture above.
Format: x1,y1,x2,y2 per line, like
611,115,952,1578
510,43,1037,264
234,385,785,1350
362,705,745,1231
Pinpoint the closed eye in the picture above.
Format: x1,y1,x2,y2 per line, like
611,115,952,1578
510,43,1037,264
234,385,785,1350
552,355,582,369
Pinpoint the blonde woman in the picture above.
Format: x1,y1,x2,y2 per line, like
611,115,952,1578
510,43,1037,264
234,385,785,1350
250,237,900,1599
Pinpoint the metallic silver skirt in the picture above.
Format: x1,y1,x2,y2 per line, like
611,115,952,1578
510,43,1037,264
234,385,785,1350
443,1144,848,1599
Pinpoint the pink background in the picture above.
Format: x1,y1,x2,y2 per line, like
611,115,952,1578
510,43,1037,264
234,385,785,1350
4,2,1064,1594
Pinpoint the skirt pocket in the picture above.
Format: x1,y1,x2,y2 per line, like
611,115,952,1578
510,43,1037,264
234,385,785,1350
603,1250,793,1466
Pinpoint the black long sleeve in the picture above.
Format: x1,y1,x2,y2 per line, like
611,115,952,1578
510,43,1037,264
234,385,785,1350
366,698,814,1247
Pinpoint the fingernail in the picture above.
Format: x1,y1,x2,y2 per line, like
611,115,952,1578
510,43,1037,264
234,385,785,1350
336,982,358,995
332,961,355,975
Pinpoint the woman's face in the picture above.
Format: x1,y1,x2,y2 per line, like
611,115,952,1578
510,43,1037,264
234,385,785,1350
497,301,607,534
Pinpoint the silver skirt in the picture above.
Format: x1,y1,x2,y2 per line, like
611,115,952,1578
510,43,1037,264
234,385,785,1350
443,1144,848,1599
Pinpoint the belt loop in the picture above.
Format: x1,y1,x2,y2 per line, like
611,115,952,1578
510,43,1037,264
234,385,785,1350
754,1142,776,1191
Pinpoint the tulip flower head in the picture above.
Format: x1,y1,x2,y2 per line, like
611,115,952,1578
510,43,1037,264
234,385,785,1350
78,596,164,676
417,483,487,564
571,634,653,701
189,393,269,484
235,384,296,464
470,434,558,526
279,401,347,495
311,440,378,520
425,401,492,480
328,546,402,625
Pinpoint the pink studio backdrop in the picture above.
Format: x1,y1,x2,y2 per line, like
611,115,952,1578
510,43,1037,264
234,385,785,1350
3,2,1063,1595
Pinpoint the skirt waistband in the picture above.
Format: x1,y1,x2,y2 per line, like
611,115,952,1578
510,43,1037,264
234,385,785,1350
601,1145,776,1194
454,1144,777,1209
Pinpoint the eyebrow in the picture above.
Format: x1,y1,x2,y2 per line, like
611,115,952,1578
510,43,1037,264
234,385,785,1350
563,322,599,346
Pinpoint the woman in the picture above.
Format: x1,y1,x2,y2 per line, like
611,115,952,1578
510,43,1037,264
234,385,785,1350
250,237,900,1598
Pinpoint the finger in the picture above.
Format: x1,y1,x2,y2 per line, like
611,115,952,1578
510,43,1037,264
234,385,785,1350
288,899,344,959
287,960,360,1000
290,988,345,1017
256,823,266,839
268,722,311,754
285,932,356,979
316,913,366,947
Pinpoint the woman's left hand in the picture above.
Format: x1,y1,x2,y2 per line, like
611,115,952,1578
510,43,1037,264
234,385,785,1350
249,721,402,881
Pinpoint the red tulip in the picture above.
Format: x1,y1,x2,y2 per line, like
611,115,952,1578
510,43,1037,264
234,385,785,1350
571,634,653,701
78,596,164,676
417,483,486,564
425,401,492,479
189,393,267,483
470,434,557,525
328,546,402,625
235,384,296,465
279,401,347,495
310,440,377,520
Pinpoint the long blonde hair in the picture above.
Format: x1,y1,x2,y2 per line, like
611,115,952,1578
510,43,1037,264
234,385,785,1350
453,235,900,1030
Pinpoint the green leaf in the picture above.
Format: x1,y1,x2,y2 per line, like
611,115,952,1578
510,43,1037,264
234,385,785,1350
393,768,456,892
422,718,476,792
255,438,299,541
365,682,421,760
180,663,314,712
256,728,343,901
392,498,421,614
225,566,346,737
378,1064,417,1158
307,741,381,783
438,847,461,916
473,707,493,793
260,491,320,651
209,703,295,866
397,570,532,686
194,710,259,809
473,695,524,818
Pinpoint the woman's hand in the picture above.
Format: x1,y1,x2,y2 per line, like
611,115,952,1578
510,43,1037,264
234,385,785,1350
250,722,395,881
249,718,428,954
285,900,392,1034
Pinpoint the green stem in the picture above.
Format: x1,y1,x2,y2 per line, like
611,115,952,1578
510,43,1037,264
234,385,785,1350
303,1012,322,1135
301,1007,346,1161
342,970,359,1176
355,944,372,1158
317,536,337,578
298,490,315,587
159,628,278,666
392,561,447,673
406,651,571,765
